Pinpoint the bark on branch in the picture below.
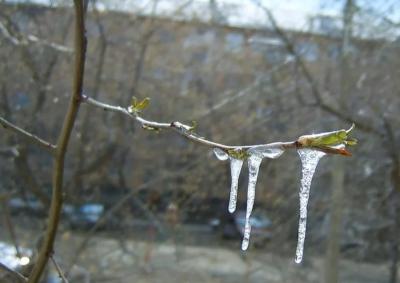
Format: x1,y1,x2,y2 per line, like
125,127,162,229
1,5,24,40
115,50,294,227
0,262,27,283
0,117,56,153
27,1,87,282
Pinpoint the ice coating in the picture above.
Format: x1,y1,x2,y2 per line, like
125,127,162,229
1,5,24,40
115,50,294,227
241,154,263,251
213,148,229,161
295,148,326,263
228,158,244,213
212,145,286,251
248,144,285,159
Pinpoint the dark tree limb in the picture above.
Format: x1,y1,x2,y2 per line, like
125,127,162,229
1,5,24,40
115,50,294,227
0,117,56,153
50,256,69,283
27,1,87,282
0,262,27,283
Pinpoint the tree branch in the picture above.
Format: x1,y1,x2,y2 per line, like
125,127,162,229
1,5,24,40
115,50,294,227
50,256,69,283
0,262,27,283
27,1,87,282
82,95,352,156
0,117,56,153
82,94,296,150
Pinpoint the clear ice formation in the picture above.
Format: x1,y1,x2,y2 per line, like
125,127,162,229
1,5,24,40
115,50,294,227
228,158,244,213
214,143,335,261
241,154,263,251
247,144,285,159
213,148,229,161
213,145,285,250
295,148,326,263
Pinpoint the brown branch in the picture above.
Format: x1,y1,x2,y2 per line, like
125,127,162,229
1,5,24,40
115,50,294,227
27,1,87,282
0,117,56,153
0,262,27,283
50,256,69,283
68,3,108,193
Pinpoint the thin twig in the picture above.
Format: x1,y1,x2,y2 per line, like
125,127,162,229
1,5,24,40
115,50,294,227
27,1,87,282
83,94,296,150
83,95,351,156
0,117,56,153
0,262,27,282
50,256,69,283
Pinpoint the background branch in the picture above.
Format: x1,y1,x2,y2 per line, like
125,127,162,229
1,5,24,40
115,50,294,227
0,117,56,152
50,256,69,283
0,262,27,283
254,1,380,136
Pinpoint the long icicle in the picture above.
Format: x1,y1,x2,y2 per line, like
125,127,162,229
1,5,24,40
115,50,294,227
228,158,244,213
295,148,326,263
242,154,263,251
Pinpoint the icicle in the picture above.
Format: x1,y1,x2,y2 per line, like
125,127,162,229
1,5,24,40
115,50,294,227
241,154,263,251
213,148,228,161
247,144,285,159
295,148,326,263
228,158,244,213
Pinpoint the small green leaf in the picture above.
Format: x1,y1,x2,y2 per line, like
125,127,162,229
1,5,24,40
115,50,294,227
227,148,249,160
136,97,150,111
130,96,150,113
307,130,348,147
298,124,357,148
188,120,197,132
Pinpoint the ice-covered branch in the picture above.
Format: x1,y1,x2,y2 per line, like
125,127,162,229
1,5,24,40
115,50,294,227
82,95,356,263
0,116,56,153
82,95,357,263
83,95,356,155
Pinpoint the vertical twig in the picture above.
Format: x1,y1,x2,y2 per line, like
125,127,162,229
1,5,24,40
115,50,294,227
50,256,69,283
27,1,87,282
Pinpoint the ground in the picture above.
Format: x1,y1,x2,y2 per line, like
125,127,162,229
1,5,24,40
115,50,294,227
1,221,397,283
